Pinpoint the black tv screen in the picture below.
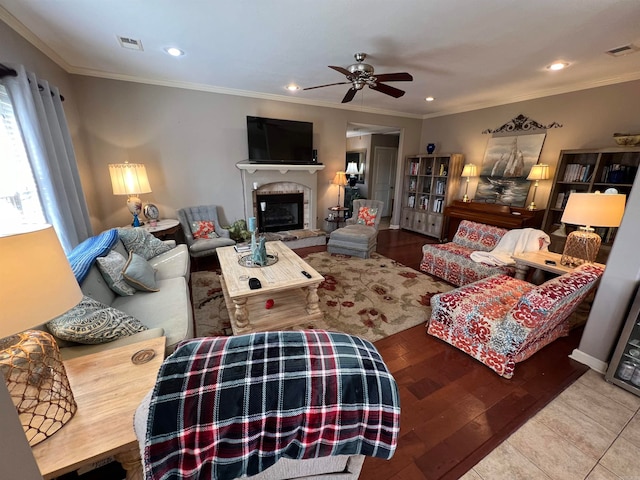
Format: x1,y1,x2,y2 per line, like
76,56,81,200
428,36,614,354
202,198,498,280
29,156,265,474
247,116,314,164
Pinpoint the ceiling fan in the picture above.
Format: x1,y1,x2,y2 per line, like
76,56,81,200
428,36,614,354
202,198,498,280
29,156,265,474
303,53,413,103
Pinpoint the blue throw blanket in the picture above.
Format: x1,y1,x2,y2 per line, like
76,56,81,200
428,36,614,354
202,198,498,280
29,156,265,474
144,330,401,480
67,229,119,283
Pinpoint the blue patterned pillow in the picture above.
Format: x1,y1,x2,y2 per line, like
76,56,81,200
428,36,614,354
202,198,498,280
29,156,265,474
47,296,147,344
117,228,172,260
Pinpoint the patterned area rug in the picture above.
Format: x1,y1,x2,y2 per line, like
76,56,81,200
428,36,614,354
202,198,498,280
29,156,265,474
191,251,454,343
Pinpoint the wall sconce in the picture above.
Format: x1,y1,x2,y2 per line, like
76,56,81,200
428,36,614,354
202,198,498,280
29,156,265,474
526,164,550,211
253,182,259,190
260,201,267,212
460,163,477,202
108,162,152,226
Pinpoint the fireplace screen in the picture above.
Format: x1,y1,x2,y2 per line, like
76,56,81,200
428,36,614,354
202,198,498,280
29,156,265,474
256,192,304,232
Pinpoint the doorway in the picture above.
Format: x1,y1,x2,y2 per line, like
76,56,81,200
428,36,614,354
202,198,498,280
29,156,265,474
346,123,400,227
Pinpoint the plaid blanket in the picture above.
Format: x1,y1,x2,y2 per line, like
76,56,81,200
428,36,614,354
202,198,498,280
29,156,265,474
144,330,400,480
66,228,118,282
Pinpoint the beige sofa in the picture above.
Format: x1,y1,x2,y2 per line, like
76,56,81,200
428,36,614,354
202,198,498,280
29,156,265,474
53,237,193,360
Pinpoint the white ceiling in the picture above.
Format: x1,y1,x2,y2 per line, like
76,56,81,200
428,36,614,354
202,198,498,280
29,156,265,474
2,0,640,118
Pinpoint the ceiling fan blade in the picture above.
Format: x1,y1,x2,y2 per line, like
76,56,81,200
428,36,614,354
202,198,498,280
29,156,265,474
329,65,352,76
370,82,405,98
341,88,357,103
303,81,351,91
374,72,413,82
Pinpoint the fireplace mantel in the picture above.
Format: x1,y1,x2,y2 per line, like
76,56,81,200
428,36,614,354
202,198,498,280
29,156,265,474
236,161,325,175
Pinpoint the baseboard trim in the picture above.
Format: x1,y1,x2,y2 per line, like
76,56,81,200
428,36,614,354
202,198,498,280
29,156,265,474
389,224,400,230
569,348,608,374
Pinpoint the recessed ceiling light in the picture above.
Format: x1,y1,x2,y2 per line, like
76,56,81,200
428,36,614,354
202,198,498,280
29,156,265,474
286,84,300,91
546,61,569,71
165,47,184,57
425,96,435,102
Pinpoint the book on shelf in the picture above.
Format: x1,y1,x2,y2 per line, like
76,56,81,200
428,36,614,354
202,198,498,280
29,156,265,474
554,192,565,209
408,195,416,208
432,197,444,213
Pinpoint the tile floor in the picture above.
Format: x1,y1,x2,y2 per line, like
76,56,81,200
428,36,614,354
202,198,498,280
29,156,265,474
461,369,640,480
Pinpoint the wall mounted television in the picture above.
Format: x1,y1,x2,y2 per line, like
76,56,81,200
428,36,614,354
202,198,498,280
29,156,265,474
247,116,315,164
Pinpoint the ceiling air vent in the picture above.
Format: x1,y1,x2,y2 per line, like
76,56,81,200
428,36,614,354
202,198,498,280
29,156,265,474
606,43,639,57
117,36,144,51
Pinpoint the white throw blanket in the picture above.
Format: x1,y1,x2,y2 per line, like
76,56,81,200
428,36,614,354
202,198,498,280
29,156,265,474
470,228,550,266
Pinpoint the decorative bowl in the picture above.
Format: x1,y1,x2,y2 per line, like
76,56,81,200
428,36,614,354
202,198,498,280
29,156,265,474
613,133,640,146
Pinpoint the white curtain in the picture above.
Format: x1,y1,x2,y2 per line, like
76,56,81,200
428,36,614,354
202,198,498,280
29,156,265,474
2,65,92,252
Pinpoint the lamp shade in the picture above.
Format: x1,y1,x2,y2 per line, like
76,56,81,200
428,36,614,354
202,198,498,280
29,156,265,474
527,164,550,181
109,163,152,195
332,171,348,186
561,193,626,228
0,225,83,334
345,162,359,175
461,164,477,178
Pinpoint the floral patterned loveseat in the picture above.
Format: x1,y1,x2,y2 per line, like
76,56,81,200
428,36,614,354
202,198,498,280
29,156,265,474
427,263,605,378
420,220,515,286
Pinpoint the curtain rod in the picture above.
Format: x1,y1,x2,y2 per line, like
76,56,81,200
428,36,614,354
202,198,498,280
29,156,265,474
0,63,65,101
0,63,17,78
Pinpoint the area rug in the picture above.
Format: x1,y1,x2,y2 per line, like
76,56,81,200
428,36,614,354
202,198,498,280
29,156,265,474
191,251,453,343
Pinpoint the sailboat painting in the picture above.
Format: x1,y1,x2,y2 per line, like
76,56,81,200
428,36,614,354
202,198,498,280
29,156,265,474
475,133,546,207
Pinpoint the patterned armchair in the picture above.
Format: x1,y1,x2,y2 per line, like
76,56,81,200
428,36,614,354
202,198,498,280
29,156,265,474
420,220,515,286
427,263,605,378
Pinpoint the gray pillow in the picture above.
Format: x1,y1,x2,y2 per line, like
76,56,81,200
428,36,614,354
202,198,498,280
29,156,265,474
47,296,147,344
117,228,172,260
122,251,159,292
96,250,136,296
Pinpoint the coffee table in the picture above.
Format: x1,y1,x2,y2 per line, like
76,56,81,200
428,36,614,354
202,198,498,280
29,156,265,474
31,336,166,479
217,241,324,334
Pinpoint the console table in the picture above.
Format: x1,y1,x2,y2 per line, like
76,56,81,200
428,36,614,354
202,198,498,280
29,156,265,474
32,337,166,479
444,200,544,241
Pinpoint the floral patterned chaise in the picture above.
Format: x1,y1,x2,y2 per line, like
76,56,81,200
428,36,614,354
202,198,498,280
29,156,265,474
420,220,515,286
427,263,604,378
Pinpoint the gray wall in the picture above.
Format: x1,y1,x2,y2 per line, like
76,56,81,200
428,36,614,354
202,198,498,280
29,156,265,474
70,76,422,231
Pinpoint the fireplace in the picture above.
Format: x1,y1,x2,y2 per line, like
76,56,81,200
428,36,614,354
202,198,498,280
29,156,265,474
237,161,325,230
256,192,304,232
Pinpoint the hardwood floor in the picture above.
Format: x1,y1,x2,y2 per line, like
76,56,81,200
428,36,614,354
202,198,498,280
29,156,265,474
68,229,588,479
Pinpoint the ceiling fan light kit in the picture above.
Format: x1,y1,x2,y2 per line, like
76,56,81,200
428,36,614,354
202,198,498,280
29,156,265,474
304,53,413,103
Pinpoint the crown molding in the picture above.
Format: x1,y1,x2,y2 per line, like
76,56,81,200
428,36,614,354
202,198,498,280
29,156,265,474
0,6,72,71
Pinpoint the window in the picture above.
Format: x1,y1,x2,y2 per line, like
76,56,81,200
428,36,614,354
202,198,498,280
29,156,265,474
0,84,46,225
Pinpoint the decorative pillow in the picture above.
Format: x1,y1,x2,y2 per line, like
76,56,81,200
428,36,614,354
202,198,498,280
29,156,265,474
95,250,136,296
122,251,159,292
356,206,378,226
117,228,172,260
47,296,147,344
191,220,219,239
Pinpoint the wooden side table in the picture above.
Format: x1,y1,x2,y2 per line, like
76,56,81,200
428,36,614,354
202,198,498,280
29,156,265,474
512,251,605,280
325,207,349,232
123,218,184,243
32,337,166,479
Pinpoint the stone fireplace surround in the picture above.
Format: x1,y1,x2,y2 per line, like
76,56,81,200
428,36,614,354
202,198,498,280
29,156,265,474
237,161,325,231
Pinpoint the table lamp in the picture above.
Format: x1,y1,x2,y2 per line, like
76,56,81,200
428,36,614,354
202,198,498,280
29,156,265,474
0,225,82,446
332,171,348,207
526,164,550,211
560,192,626,266
109,162,152,226
460,164,477,202
345,162,359,187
